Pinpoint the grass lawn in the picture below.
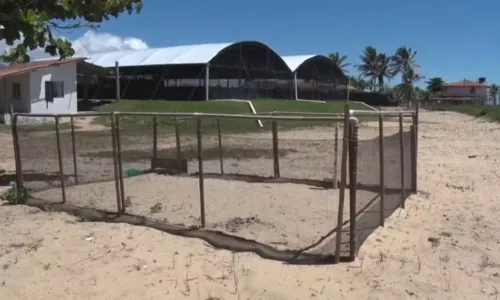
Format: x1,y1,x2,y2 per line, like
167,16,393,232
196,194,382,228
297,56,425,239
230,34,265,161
430,105,500,122
92,99,366,134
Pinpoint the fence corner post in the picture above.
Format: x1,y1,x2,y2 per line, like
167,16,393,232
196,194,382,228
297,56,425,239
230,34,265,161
196,116,206,228
348,118,359,261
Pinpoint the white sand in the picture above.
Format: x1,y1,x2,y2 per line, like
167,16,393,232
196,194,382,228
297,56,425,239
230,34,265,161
1,110,500,299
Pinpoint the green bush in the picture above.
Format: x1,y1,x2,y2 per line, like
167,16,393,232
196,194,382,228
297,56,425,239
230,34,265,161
1,187,28,205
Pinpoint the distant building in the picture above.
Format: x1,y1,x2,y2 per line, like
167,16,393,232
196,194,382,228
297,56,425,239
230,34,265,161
437,79,489,105
0,58,84,124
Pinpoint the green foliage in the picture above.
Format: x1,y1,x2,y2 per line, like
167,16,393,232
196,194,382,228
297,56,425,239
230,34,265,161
431,105,500,122
1,187,28,205
357,46,394,92
0,0,143,62
328,52,350,74
426,77,445,94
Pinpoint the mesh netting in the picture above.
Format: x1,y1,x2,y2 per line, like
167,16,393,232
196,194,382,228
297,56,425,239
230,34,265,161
17,115,120,213
351,117,415,255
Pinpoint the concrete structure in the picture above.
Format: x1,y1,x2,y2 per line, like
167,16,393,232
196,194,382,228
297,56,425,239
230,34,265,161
439,79,489,104
0,58,84,124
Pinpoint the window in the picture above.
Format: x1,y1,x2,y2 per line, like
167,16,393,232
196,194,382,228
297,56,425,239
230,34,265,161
45,81,64,102
12,83,21,100
470,87,476,94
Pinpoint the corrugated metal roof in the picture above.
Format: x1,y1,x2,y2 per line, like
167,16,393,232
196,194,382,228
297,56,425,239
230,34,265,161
281,55,317,72
0,58,85,79
85,42,237,67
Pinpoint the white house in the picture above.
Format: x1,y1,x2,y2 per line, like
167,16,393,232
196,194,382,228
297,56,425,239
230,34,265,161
0,58,84,124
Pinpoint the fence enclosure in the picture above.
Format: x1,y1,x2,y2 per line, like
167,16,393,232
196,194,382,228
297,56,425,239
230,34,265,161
11,105,418,264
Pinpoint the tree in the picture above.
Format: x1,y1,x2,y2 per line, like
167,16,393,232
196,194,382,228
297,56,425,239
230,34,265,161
391,46,419,79
357,46,393,92
394,67,424,105
0,0,143,63
490,84,499,105
328,52,350,74
349,76,369,91
426,77,445,94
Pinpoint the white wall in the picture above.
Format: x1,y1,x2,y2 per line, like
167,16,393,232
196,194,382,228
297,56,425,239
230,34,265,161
442,86,488,98
29,62,77,114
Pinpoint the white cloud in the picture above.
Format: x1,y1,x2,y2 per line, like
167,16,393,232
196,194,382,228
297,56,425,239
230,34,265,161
71,31,148,55
0,30,149,61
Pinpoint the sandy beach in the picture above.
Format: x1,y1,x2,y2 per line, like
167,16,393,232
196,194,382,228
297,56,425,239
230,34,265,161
1,110,500,299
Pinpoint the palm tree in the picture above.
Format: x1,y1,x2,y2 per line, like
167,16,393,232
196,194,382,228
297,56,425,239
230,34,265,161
328,52,350,74
391,46,419,78
357,46,378,91
490,84,499,105
357,46,394,92
395,67,424,106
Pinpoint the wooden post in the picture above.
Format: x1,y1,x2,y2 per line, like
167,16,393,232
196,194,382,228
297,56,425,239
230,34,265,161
399,114,405,208
152,116,158,171
378,115,385,226
55,117,67,203
272,112,280,178
411,115,417,193
70,116,78,184
217,118,224,175
348,119,359,261
115,116,126,211
110,114,123,214
11,114,23,189
174,117,182,173
333,121,339,189
196,117,206,228
334,104,350,263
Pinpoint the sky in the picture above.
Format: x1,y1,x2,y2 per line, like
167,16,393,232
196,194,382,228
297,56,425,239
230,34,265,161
2,0,499,85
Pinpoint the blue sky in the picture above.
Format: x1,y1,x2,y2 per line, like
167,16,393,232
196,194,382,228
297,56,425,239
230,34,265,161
64,0,499,85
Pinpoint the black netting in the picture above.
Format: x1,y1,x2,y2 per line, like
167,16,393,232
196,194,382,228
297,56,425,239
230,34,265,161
16,115,120,213
351,118,415,255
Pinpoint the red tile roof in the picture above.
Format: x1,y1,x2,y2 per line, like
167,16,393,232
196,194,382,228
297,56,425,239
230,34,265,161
443,79,489,88
0,57,85,80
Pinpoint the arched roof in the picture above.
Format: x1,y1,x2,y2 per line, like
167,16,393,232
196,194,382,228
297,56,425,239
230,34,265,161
282,54,347,83
85,41,291,70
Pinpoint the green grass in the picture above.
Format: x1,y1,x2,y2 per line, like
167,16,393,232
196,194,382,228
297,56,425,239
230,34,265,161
93,99,365,134
0,122,78,133
431,105,500,122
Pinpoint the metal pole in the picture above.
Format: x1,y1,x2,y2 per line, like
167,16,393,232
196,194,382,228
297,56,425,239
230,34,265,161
333,121,339,189
152,116,158,171
115,116,125,210
348,119,358,261
334,104,350,263
399,114,405,208
115,61,120,102
55,117,67,203
110,114,123,214
196,117,206,228
205,64,210,101
378,115,385,226
70,116,78,185
174,117,182,173
217,118,224,174
271,112,280,178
